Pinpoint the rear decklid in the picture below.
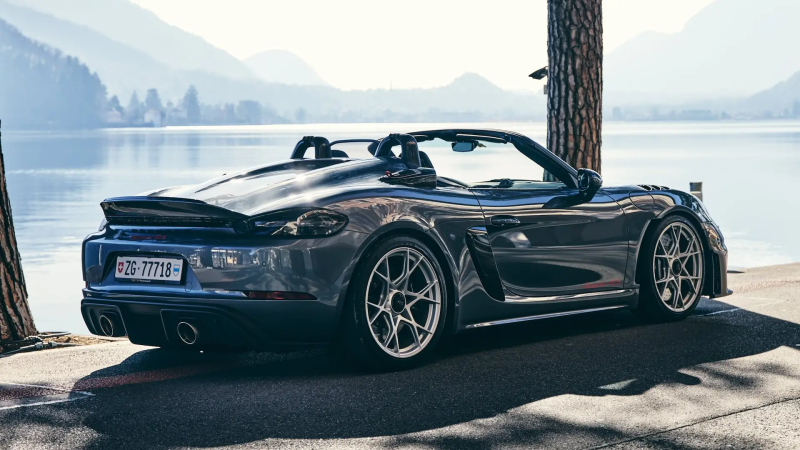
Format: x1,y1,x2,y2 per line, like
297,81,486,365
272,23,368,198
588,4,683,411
101,196,249,228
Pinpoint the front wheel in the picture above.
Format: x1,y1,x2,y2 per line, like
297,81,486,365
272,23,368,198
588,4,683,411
341,235,447,370
635,216,705,321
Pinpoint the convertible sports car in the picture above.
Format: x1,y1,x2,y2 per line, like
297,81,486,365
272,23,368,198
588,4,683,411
81,128,730,369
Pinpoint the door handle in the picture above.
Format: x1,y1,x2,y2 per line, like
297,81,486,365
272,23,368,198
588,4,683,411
490,215,521,226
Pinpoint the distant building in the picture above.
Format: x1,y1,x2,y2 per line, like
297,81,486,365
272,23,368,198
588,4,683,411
678,110,717,121
167,107,188,126
103,110,125,125
144,109,165,127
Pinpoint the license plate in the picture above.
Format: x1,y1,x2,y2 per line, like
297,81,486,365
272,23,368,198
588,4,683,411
115,256,184,282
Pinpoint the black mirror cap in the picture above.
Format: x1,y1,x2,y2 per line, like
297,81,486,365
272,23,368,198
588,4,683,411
451,141,477,152
577,168,603,194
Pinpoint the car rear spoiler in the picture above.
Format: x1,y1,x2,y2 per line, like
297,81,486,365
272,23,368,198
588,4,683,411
100,196,248,228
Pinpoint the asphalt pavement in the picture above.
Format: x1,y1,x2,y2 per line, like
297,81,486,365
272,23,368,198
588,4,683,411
1,263,800,449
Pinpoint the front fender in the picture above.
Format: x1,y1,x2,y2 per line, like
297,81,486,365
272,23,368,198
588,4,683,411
652,189,714,223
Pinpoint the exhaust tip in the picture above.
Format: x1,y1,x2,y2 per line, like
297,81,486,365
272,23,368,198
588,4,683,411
98,315,115,337
176,322,198,345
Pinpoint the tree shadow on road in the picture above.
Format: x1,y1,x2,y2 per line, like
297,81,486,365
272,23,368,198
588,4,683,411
6,298,800,449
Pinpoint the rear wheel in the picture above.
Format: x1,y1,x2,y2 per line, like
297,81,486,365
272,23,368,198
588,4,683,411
341,235,447,370
635,216,705,321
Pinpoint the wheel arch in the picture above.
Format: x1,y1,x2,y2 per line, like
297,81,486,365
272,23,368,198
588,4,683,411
634,207,714,295
333,221,460,338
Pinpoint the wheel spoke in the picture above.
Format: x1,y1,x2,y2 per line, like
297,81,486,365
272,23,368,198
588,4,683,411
392,318,400,353
410,279,438,296
657,240,669,257
399,311,422,349
374,269,391,284
685,279,697,295
400,310,434,336
382,316,399,352
670,227,680,256
679,252,702,261
407,294,440,309
368,304,385,324
673,280,683,308
391,249,410,285
401,257,423,291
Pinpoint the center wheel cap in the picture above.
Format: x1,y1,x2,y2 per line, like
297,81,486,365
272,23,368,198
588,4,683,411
671,260,682,275
390,291,407,314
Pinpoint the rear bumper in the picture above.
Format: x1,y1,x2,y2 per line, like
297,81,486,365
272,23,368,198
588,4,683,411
81,291,340,350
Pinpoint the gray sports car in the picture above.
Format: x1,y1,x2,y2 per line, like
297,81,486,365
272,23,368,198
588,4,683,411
81,128,730,369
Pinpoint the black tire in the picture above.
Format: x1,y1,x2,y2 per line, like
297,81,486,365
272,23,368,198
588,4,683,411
341,234,448,371
635,215,706,321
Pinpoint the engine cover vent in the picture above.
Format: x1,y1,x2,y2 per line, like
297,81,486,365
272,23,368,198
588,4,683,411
638,184,669,191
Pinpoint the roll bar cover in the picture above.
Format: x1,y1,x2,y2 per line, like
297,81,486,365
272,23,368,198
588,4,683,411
290,136,332,159
374,134,421,168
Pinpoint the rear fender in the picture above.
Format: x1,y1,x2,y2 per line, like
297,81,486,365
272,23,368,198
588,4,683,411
332,220,461,335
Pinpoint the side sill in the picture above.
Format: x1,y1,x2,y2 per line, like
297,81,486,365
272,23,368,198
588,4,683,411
465,305,628,329
505,288,634,303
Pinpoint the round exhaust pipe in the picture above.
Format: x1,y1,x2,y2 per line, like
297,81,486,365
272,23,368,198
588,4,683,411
98,314,116,337
176,322,198,345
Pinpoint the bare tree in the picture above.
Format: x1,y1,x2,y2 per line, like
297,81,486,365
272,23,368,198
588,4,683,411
547,0,603,174
0,120,37,347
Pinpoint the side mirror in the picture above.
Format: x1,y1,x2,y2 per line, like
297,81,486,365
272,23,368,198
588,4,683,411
452,141,477,152
577,168,602,198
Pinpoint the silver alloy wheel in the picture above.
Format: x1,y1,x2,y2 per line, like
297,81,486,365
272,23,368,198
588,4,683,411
365,247,442,358
653,222,704,312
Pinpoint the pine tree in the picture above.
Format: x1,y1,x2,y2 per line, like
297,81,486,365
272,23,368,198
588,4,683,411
182,86,201,124
144,88,163,112
0,121,37,347
546,0,603,174
126,91,142,122
107,95,122,113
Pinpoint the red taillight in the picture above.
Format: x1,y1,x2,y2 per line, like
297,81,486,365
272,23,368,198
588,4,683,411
244,291,317,300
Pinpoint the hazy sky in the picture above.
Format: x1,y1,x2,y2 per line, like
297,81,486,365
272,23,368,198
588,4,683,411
131,0,715,91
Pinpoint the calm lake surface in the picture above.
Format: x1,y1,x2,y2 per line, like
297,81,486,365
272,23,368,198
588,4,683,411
4,121,799,333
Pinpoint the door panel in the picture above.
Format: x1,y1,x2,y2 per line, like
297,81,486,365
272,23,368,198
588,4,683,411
471,188,628,298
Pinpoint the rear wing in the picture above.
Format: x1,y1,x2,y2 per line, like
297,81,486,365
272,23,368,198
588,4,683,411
100,196,248,228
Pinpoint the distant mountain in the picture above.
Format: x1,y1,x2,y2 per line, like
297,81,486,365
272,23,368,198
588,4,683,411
0,6,540,127
173,72,540,120
0,0,173,100
5,0,255,80
244,50,328,86
746,70,800,113
0,18,106,129
605,0,800,105
313,73,542,120
443,72,506,95
0,1,263,102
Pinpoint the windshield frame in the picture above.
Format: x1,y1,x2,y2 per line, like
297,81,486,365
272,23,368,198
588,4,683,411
407,129,579,189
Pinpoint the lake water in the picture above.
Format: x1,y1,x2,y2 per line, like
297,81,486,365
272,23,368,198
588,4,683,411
3,121,799,333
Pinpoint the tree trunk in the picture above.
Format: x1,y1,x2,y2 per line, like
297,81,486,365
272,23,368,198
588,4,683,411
547,0,603,175
0,120,37,346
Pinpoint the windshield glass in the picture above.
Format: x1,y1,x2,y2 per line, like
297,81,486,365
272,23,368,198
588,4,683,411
418,139,564,188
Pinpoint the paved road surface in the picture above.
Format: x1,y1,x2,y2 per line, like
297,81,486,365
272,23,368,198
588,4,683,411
2,264,800,449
